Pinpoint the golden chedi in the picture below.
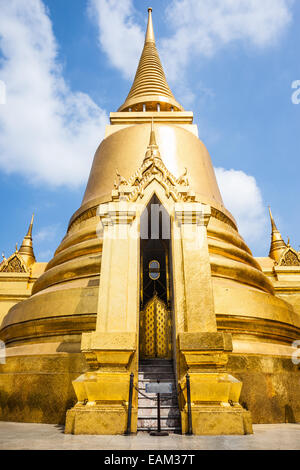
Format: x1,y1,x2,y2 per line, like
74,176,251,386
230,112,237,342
0,8,299,435
0,215,47,327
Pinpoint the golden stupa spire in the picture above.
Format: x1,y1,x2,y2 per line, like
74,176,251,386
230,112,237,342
145,7,155,43
268,207,286,263
118,8,183,112
144,119,161,161
18,214,36,267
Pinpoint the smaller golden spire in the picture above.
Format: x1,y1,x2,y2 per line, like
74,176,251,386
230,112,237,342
144,120,161,162
19,214,36,268
268,207,286,263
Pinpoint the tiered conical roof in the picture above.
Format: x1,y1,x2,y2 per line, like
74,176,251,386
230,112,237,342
118,8,183,112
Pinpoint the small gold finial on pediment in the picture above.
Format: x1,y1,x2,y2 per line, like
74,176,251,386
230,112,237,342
177,168,189,186
144,120,162,163
114,169,128,189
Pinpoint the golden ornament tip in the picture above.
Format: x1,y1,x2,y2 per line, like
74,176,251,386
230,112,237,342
26,213,35,238
145,6,155,43
268,206,277,232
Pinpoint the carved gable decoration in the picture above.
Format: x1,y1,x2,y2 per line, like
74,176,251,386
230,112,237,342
112,157,195,204
278,248,300,267
0,254,27,273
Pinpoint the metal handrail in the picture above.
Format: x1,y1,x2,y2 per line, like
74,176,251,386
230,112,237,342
186,373,193,435
125,372,134,435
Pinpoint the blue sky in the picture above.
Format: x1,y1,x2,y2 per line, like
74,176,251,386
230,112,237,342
0,0,299,262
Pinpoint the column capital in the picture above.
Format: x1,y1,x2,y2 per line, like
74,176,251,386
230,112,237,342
174,203,211,227
98,201,137,226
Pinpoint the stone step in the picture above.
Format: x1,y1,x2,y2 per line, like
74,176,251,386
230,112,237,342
139,359,173,367
137,388,179,401
138,370,174,380
139,366,174,373
137,427,181,433
138,407,180,418
137,417,181,429
138,360,181,432
138,397,178,407
138,379,176,395
138,370,175,381
137,379,177,386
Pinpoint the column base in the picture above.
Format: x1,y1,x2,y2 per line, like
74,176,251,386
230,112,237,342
65,404,138,435
181,405,253,435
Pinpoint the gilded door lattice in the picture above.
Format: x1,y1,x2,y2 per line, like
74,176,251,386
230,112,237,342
140,295,171,359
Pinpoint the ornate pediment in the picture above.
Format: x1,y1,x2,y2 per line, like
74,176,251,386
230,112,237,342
112,156,195,204
0,253,27,273
278,247,300,267
112,122,196,204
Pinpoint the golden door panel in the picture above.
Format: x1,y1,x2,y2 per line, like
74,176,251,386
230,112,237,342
140,295,172,359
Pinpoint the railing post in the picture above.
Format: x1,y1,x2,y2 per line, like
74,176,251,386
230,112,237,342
125,372,134,435
157,392,161,433
186,373,193,435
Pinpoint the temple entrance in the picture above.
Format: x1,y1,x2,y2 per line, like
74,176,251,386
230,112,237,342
139,195,172,359
138,196,180,432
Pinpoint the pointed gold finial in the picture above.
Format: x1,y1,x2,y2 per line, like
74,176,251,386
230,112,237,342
19,214,36,267
145,8,155,43
26,213,34,238
118,8,183,112
149,118,157,146
268,207,277,232
144,120,161,161
268,207,286,263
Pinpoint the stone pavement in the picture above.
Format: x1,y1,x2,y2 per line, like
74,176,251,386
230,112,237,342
0,422,299,450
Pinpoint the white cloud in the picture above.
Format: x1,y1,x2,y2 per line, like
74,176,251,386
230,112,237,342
33,223,62,262
88,0,293,84
88,0,144,80
0,0,108,187
38,249,54,262
215,167,268,246
35,224,60,243
162,0,294,81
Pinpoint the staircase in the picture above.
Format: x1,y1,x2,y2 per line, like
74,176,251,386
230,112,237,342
137,359,181,433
